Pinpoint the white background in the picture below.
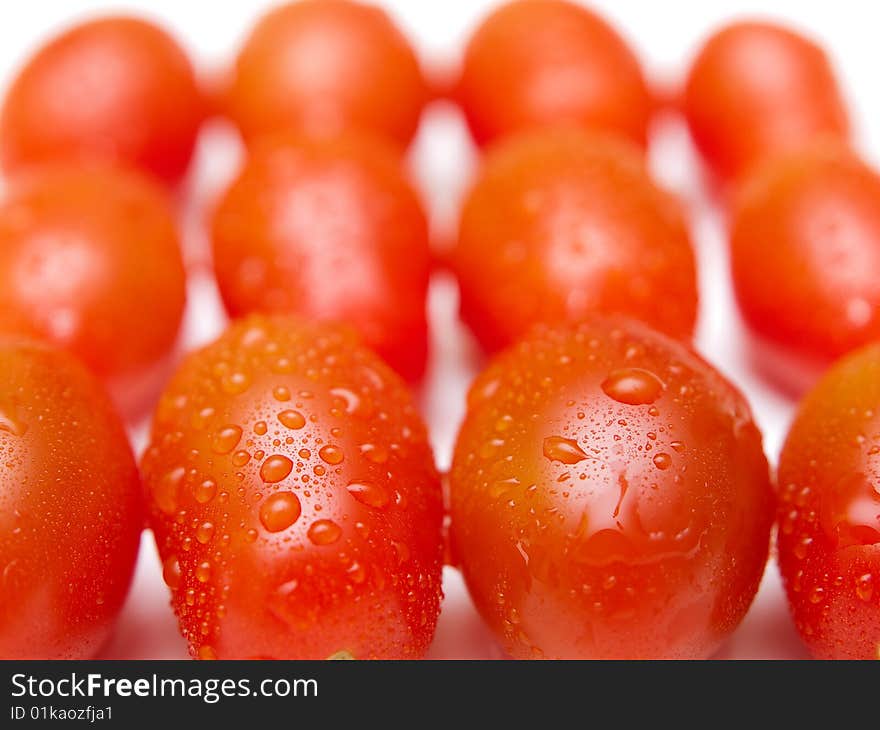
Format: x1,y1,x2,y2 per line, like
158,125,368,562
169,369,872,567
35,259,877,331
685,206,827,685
3,0,875,659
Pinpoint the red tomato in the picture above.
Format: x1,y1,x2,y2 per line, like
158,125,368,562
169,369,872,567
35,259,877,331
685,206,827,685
451,127,698,354
0,16,204,185
777,343,880,659
141,315,444,659
455,0,652,148
0,164,187,416
449,318,774,659
683,21,849,185
0,338,143,659
211,133,430,381
224,0,427,148
730,144,880,378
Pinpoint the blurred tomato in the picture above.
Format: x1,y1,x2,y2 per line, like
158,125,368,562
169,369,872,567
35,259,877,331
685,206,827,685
0,164,187,416
224,0,427,148
451,127,697,354
455,0,652,148
0,339,143,658
211,133,430,381
777,343,880,659
731,144,880,378
683,21,849,185
0,16,204,184
141,316,444,659
450,317,774,658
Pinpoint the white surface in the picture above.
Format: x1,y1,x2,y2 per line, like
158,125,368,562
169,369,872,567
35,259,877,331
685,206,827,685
4,0,875,659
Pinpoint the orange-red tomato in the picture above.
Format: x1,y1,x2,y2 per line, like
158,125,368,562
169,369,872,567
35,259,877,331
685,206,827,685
777,343,880,659
683,21,849,184
451,127,698,354
0,16,203,184
141,316,444,659
0,164,187,415
224,0,427,148
455,0,652,148
449,318,774,659
211,133,430,381
0,339,143,659
730,144,880,376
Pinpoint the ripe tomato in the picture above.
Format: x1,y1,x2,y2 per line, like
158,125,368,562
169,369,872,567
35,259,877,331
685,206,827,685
0,164,187,416
455,0,652,148
730,144,880,380
777,343,880,659
683,21,849,184
451,128,697,354
0,339,143,659
0,16,203,185
211,133,430,381
449,318,774,659
224,0,427,148
141,315,444,659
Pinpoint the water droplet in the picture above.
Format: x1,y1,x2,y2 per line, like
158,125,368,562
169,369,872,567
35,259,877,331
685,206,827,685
808,586,825,604
278,409,306,429
601,368,664,405
543,436,588,465
198,645,217,660
327,650,355,660
196,561,212,583
652,453,672,470
347,561,366,584
330,387,361,415
0,407,26,437
232,450,251,467
259,492,302,532
361,443,388,463
153,466,185,514
195,479,217,504
260,454,293,483
212,425,242,455
347,480,390,509
670,441,686,453
307,519,342,545
254,420,268,435
273,386,291,402
222,371,250,395
319,444,344,465
196,522,215,545
162,555,180,590
856,573,874,602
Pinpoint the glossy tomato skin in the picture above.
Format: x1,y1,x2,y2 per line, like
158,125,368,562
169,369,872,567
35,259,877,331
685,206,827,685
0,16,203,184
452,128,697,354
731,144,880,372
0,164,187,416
683,21,849,184
211,133,430,381
777,344,880,659
0,339,143,659
224,0,427,148
456,0,652,148
141,316,443,659
449,318,774,659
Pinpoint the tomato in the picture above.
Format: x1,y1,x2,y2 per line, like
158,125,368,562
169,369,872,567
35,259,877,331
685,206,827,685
451,127,697,354
224,0,427,148
455,0,652,148
730,144,880,381
0,16,203,185
683,21,849,185
141,315,443,659
777,343,880,659
0,338,142,659
211,133,430,381
0,164,187,416
449,317,774,659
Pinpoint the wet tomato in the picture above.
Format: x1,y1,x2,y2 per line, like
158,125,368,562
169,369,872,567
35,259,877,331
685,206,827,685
730,144,880,383
211,133,430,381
455,0,652,148
449,318,774,659
224,0,427,148
141,316,444,659
777,343,880,659
0,339,142,658
683,21,849,185
451,127,697,354
0,16,203,184
0,164,187,416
